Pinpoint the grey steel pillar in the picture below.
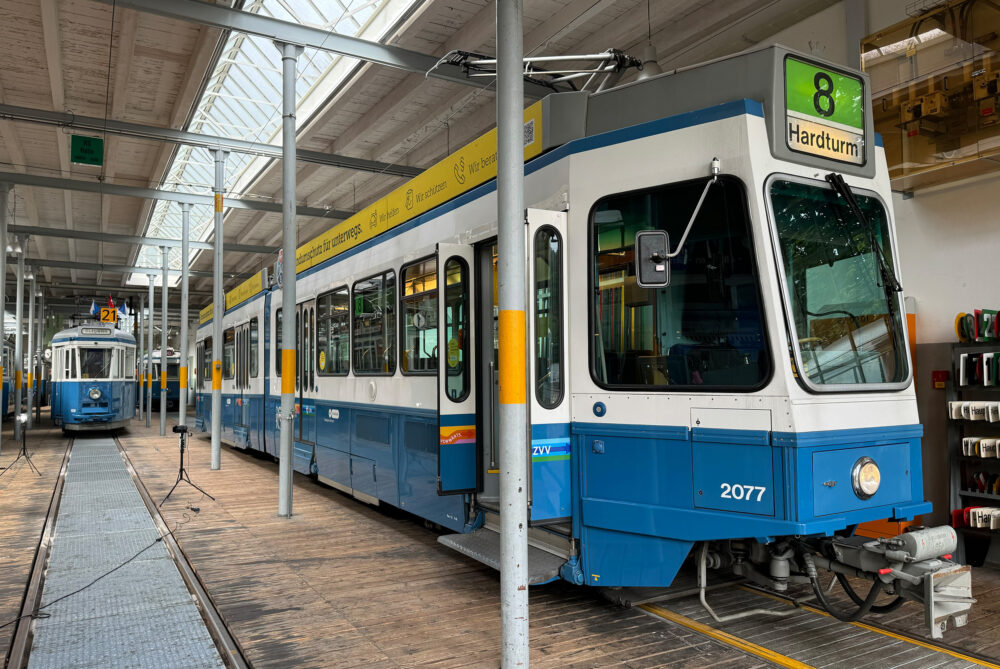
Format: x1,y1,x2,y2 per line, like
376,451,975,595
210,149,228,471
138,293,144,420
13,238,24,440
146,276,154,428
179,203,190,429
160,246,168,436
0,184,8,453
496,0,530,663
25,274,34,429
276,40,302,518
36,290,43,422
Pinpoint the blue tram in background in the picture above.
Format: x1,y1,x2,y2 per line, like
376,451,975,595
142,350,181,410
51,325,136,431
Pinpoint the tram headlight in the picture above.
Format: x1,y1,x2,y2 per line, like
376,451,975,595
88,387,102,401
851,456,880,500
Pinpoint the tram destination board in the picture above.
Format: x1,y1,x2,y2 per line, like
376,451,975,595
784,56,865,165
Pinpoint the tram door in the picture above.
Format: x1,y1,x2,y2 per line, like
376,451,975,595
476,242,500,506
526,209,570,523
234,322,250,433
296,301,317,444
437,244,477,494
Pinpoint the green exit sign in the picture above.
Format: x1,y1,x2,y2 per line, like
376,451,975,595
70,135,104,166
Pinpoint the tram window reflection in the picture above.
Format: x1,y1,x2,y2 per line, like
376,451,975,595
443,257,469,401
317,288,350,376
401,258,437,375
534,227,563,408
80,348,113,379
352,271,396,375
223,328,235,379
769,179,907,387
250,318,259,378
590,176,770,390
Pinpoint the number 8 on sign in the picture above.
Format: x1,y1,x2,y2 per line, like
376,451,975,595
813,72,835,117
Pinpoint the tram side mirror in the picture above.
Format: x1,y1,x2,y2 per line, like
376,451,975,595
635,230,670,288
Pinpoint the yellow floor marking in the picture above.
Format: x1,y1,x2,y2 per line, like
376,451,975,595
639,603,813,669
739,585,999,669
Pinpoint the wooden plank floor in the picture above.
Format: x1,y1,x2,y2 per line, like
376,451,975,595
5,414,1000,667
0,418,70,660
119,420,770,669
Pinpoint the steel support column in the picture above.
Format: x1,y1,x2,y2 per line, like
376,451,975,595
146,278,154,428
210,149,228,471
160,246,168,436
138,293,144,421
25,275,34,429
179,203,191,429
0,184,8,453
13,239,24,439
276,41,302,518
496,0,530,663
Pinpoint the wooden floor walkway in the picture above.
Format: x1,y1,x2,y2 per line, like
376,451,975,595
0,419,69,659
119,420,767,668
3,414,1000,668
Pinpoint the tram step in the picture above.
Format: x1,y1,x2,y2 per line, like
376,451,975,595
438,528,565,584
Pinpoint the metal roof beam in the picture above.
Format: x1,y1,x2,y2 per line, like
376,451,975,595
8,224,277,255
0,103,421,178
93,0,557,99
0,171,352,220
36,281,212,298
26,258,253,279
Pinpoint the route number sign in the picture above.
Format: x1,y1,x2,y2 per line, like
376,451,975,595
784,56,865,165
99,307,117,324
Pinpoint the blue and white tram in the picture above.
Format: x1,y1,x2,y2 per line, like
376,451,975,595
196,46,972,635
142,350,181,410
51,325,136,431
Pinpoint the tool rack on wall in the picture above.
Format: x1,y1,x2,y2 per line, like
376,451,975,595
948,342,1000,565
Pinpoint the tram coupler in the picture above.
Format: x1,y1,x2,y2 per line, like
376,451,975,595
813,526,974,639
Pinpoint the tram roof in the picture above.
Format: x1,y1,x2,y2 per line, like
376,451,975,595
51,325,136,345
1,0,836,317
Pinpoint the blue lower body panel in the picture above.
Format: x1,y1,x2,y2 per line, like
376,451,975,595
573,421,929,588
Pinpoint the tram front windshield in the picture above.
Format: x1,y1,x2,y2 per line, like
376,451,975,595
769,179,907,388
80,348,113,379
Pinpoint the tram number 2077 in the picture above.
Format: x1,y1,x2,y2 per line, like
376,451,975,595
720,483,767,502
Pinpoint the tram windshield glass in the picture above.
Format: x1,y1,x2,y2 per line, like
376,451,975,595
591,176,769,389
80,348,113,379
769,179,908,388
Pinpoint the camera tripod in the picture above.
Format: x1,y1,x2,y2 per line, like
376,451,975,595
160,424,214,507
2,416,40,476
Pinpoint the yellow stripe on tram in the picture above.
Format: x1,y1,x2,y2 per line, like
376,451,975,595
639,603,812,669
738,585,1000,669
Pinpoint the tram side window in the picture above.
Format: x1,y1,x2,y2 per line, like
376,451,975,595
316,288,350,375
250,318,259,378
352,271,396,375
401,258,437,375
125,348,135,379
202,338,212,388
223,328,235,379
590,176,770,389
443,257,469,401
535,227,563,408
275,309,282,376
80,348,112,379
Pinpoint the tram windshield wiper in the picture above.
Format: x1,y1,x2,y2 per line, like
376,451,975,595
824,172,902,294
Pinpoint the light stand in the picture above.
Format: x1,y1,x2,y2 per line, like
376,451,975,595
159,424,214,507
2,414,40,476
